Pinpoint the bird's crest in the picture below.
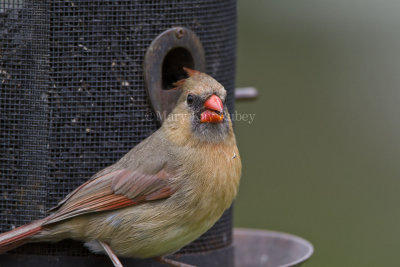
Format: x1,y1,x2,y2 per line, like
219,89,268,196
183,67,201,77
172,67,201,90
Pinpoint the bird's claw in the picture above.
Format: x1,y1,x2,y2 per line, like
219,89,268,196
155,256,196,267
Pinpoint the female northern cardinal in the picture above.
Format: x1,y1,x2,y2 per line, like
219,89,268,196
0,68,241,267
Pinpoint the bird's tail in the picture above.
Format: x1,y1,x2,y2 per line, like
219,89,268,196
0,219,46,254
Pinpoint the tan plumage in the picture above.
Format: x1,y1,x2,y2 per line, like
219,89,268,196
0,69,241,265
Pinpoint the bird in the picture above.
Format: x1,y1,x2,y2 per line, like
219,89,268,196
0,68,241,267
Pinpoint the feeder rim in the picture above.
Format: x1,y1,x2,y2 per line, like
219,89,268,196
234,227,314,267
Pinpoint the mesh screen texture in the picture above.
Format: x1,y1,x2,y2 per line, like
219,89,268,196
0,0,49,233
0,0,237,256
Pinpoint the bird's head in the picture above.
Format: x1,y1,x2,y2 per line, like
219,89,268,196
163,68,231,143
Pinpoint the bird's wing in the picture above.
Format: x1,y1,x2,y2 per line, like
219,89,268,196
44,167,175,225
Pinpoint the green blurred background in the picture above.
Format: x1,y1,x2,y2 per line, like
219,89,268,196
234,1,400,267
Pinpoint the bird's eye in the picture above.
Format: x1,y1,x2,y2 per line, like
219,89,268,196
187,94,194,105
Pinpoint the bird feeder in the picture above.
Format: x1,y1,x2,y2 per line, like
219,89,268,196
0,0,312,266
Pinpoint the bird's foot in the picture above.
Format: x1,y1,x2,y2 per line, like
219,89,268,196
155,256,195,267
98,240,123,267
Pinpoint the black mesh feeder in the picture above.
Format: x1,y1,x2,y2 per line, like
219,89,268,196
0,0,313,266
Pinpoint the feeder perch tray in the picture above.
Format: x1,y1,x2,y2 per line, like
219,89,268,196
233,228,313,267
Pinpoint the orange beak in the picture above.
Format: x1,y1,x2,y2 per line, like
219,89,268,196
200,95,224,123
